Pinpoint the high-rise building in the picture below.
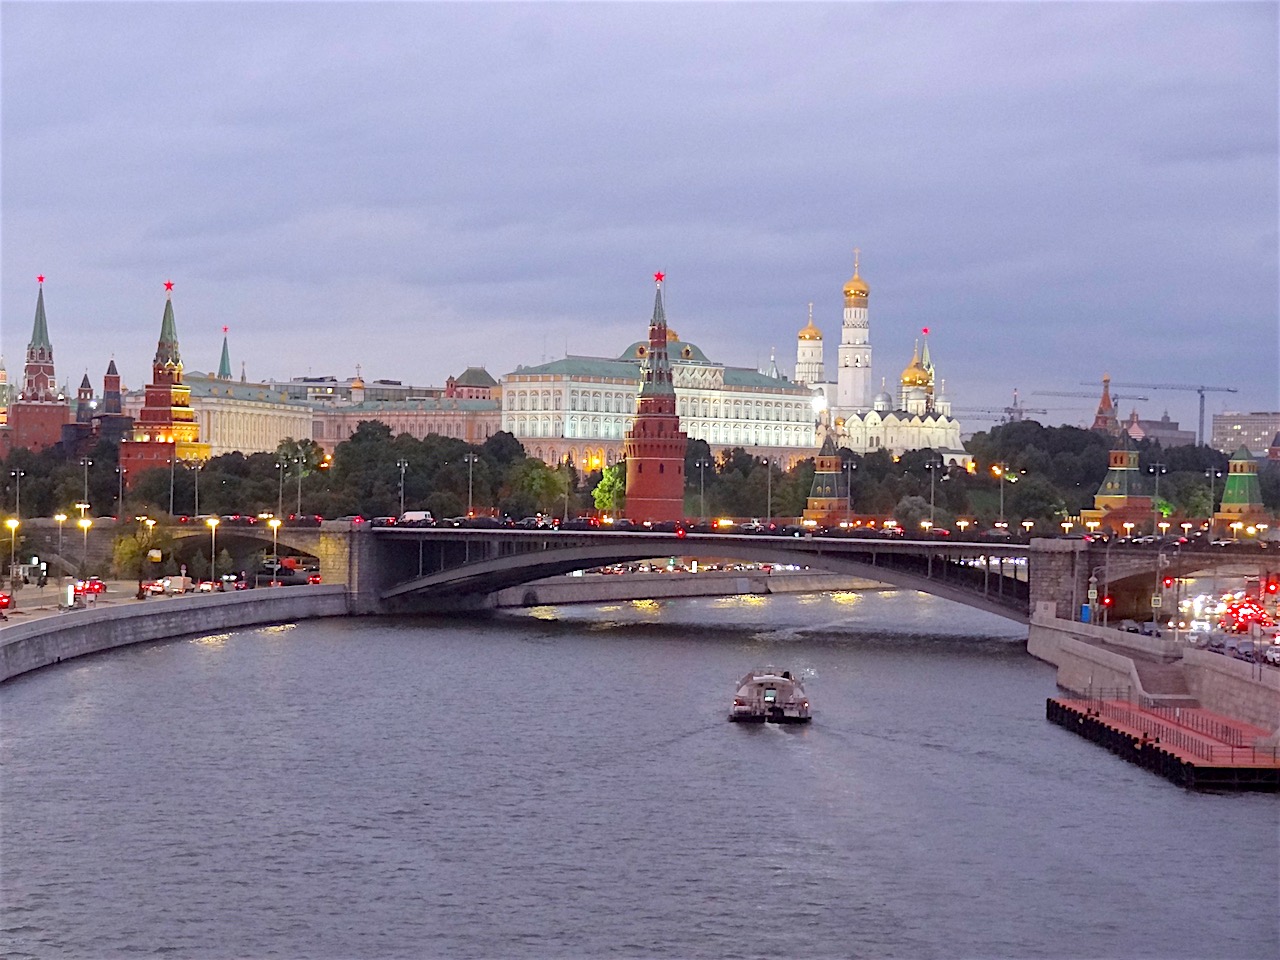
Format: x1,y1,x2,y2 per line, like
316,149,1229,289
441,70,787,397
1212,412,1280,457
3,278,71,453
118,283,210,488
623,273,688,522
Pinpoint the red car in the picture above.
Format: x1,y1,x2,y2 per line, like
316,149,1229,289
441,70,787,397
0,592,11,610
307,573,322,584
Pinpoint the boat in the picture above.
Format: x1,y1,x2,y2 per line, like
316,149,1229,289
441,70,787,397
728,669,811,723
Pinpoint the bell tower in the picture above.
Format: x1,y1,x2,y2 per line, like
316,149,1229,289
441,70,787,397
835,248,872,414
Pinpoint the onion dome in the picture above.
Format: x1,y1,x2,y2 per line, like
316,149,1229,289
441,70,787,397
900,342,929,387
798,302,822,340
842,249,869,301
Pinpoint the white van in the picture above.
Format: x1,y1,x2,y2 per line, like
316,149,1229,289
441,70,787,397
398,510,434,527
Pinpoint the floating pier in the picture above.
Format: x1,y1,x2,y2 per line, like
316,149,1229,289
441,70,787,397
1047,695,1280,791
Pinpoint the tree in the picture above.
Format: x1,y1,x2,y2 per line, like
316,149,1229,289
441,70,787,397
482,431,526,466
593,463,626,513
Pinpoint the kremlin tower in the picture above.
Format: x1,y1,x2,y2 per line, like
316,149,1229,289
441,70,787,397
835,249,872,414
1091,374,1120,435
118,282,210,490
5,277,71,452
623,272,688,522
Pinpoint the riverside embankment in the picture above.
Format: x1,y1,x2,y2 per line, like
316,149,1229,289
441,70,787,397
0,585,349,683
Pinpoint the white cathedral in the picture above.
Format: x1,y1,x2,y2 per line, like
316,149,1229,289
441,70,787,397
795,252,971,468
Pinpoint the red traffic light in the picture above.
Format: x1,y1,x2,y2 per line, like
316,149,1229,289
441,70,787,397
1101,595,1115,608
1267,579,1279,595
1162,576,1174,589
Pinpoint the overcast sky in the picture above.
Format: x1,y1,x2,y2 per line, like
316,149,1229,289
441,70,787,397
3,2,1276,435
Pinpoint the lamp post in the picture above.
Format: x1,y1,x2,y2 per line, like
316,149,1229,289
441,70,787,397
269,518,281,586
276,459,286,519
1022,519,1035,539
1061,521,1073,536
956,519,971,537
925,458,943,527
463,453,480,516
1123,521,1135,540
1086,520,1100,538
115,466,126,517
54,512,67,556
79,457,93,511
185,461,202,517
992,462,1009,526
1204,468,1223,535
9,469,25,518
295,457,304,516
842,459,856,527
397,458,409,518
694,458,712,521
1148,462,1167,535
78,517,92,575
168,452,176,516
206,516,219,585
762,457,775,524
6,518,18,583
138,517,156,599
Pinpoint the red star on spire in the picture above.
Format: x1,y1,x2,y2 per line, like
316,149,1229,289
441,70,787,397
654,271,665,284
164,280,174,292
37,274,44,284
922,326,929,335
222,325,229,334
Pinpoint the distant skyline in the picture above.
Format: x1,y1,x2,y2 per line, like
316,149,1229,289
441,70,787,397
3,2,1276,435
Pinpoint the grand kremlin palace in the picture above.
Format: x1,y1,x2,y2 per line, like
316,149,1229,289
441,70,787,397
501,333,817,471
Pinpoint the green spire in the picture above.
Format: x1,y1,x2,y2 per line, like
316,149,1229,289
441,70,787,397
217,333,232,379
30,284,52,352
1220,445,1262,509
154,295,181,368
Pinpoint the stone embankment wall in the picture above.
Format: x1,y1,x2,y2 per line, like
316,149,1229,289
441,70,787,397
1027,613,1149,697
1183,648,1280,736
0,585,349,683
493,570,887,608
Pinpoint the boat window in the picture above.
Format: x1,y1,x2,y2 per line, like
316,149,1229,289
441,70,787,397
764,688,776,703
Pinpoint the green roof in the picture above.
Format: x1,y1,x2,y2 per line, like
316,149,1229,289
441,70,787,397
452,366,497,387
154,297,181,367
29,285,52,351
217,335,232,379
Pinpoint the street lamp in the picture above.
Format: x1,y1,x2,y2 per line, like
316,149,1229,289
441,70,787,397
54,512,67,556
925,458,944,526
269,517,282,585
1229,521,1243,540
78,516,92,575
1022,519,1035,539
185,461,203,517
295,456,305,516
9,470,25,518
1158,521,1170,539
1181,521,1193,538
1148,462,1167,535
115,466,127,517
992,462,1015,526
5,517,18,582
1086,520,1100,537
137,516,157,599
956,519,971,537
463,453,480,516
168,452,177,516
275,459,287,519
694,458,712,521
761,457,776,524
79,457,93,511
396,458,409,518
1204,468,1223,535
206,516,220,584
1060,521,1073,536
842,459,857,527
1122,521,1135,539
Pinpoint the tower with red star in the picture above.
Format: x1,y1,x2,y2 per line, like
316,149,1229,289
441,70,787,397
623,272,688,522
4,276,71,453
118,282,210,489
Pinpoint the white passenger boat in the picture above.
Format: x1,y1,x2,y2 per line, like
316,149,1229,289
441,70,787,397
728,669,811,724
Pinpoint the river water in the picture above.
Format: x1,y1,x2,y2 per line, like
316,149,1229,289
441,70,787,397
1,589,1276,959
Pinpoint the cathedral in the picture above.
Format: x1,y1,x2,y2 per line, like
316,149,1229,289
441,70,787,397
794,253,970,468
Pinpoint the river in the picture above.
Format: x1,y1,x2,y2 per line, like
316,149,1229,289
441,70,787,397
1,589,1276,959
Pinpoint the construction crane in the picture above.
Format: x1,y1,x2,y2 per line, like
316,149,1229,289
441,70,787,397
1033,390,1150,404
952,390,1055,424
1081,382,1238,446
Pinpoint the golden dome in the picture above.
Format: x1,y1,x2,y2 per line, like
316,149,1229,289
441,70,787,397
843,272,869,299
900,343,929,387
798,318,822,341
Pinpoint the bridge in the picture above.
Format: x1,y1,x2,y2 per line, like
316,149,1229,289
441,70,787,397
17,519,1271,625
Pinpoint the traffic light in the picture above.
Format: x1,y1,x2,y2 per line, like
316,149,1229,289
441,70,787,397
1101,595,1114,608
1162,576,1174,589
1267,578,1279,595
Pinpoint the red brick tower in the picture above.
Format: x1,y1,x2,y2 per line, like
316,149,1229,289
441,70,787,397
6,276,71,452
624,272,688,522
118,281,210,489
